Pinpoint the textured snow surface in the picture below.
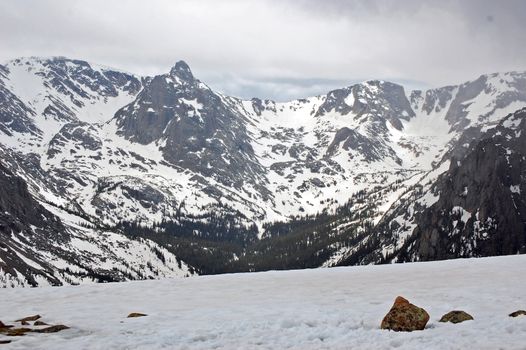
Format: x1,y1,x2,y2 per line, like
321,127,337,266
1,255,525,349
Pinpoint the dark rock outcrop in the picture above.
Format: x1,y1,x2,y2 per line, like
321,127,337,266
0,161,68,286
404,108,526,260
114,62,267,191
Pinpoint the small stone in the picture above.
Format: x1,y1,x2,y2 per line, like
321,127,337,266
0,340,12,344
34,321,49,326
20,321,29,326
381,296,430,332
127,313,147,318
439,310,474,323
509,310,526,317
33,325,70,333
6,328,32,337
15,315,41,322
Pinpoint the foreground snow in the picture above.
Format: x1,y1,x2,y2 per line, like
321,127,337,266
1,255,525,349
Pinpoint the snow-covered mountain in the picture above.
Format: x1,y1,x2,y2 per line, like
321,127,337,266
1,56,526,286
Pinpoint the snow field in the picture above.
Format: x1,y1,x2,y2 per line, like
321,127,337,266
1,255,525,349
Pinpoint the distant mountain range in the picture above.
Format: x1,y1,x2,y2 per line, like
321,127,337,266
1,56,525,286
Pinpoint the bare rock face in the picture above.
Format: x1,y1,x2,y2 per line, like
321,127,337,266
127,313,147,318
381,296,430,332
439,310,474,323
399,108,526,262
509,310,526,317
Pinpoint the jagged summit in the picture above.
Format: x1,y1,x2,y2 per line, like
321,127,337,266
170,60,194,81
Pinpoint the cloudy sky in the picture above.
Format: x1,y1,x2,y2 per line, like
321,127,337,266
1,0,525,101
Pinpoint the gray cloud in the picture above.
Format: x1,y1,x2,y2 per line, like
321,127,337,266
1,0,525,101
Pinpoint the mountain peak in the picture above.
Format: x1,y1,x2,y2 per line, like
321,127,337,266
170,60,194,81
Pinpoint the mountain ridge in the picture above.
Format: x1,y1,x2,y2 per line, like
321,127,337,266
1,56,526,286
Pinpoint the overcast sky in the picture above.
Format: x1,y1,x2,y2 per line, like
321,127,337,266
1,0,525,101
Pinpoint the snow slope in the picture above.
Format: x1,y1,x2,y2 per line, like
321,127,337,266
1,255,525,349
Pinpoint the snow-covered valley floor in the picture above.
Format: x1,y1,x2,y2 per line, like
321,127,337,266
1,255,526,349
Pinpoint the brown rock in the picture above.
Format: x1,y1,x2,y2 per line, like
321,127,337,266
0,321,13,331
0,340,12,344
20,320,29,326
6,328,32,337
439,310,474,324
127,313,147,318
381,296,430,332
32,325,70,333
0,321,14,329
509,310,526,317
34,321,49,326
15,315,41,322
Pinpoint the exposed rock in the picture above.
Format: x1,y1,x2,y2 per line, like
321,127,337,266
381,296,430,331
0,322,12,329
0,340,11,344
0,160,68,287
439,310,474,323
34,321,49,326
33,325,70,333
127,312,147,318
389,108,526,263
509,310,526,317
20,321,29,326
6,328,31,336
15,315,41,322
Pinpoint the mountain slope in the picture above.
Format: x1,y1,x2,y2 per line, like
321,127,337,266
1,56,526,285
323,108,526,267
400,108,526,260
0,158,194,287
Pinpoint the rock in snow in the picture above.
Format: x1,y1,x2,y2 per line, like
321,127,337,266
5,328,31,337
439,310,474,324
509,310,526,317
381,296,430,331
14,315,41,323
32,325,70,334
